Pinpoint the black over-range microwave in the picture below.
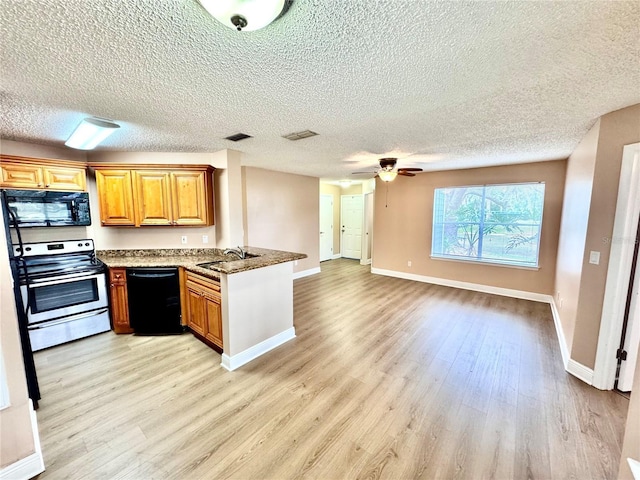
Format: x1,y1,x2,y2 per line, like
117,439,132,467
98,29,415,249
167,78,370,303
2,189,92,227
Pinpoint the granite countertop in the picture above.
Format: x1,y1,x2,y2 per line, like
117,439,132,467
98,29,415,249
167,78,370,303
97,246,307,280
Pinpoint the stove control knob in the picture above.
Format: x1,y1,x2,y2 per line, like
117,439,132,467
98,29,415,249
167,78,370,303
78,243,83,247
25,247,31,251
85,242,90,246
15,247,21,252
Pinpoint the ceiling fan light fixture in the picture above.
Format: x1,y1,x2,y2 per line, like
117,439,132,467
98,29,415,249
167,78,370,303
65,117,120,150
378,170,398,182
198,0,285,31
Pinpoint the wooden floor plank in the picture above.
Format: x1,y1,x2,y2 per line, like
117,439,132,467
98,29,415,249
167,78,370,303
32,258,628,479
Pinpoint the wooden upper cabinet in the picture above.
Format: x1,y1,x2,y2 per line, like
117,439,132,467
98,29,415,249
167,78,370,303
0,155,86,191
91,163,214,227
95,169,137,226
135,170,173,226
43,166,87,191
171,170,210,226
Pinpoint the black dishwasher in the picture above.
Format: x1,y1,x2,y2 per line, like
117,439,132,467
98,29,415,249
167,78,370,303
126,268,183,334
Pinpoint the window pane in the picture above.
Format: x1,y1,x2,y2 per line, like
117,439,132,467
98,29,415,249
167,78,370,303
431,182,545,267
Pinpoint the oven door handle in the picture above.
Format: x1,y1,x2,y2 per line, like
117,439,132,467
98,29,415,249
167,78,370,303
26,273,104,287
27,308,109,329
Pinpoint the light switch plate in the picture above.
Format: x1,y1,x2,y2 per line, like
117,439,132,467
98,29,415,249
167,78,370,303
589,251,600,265
181,235,187,245
202,235,208,244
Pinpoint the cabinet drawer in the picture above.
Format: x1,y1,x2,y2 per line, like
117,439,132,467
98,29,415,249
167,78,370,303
185,272,220,292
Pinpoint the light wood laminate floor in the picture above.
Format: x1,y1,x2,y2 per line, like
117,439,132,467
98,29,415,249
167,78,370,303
33,259,628,479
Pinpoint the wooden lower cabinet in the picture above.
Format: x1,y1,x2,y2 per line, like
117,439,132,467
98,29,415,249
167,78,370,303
109,268,133,334
184,271,223,349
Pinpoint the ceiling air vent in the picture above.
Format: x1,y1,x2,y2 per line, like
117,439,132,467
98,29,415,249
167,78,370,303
282,130,318,141
225,133,252,142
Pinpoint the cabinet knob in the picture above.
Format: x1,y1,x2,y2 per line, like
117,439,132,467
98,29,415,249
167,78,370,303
45,184,50,187
37,183,42,187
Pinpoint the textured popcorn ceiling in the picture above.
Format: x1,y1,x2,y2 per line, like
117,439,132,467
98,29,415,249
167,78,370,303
1,1,639,180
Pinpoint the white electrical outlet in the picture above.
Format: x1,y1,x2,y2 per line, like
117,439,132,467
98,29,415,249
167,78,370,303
181,235,187,245
202,235,208,244
589,251,600,265
407,260,412,267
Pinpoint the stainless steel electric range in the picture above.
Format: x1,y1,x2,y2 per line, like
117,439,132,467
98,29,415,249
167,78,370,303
13,239,110,351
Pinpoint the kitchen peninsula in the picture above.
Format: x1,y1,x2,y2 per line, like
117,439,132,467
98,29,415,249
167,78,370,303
98,246,306,370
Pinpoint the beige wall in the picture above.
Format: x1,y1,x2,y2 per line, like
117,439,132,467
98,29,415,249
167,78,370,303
373,160,566,294
320,183,341,256
0,211,37,469
555,104,640,368
0,141,60,469
554,120,600,350
572,104,640,367
243,167,319,273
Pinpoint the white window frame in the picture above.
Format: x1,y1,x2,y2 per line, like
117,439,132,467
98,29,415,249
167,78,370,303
431,182,545,268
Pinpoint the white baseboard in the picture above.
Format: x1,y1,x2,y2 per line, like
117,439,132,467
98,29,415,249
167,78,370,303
0,401,44,480
221,327,296,371
360,258,372,265
371,267,553,303
550,298,570,369
293,267,321,280
567,359,594,385
331,253,341,260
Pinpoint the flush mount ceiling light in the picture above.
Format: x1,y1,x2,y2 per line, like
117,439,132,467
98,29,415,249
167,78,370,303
198,0,286,32
65,118,120,150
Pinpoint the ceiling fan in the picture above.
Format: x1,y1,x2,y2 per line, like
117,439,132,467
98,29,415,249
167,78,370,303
352,158,423,182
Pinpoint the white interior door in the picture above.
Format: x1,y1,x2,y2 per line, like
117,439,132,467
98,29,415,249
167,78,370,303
320,194,333,262
341,195,363,260
619,241,640,391
361,192,374,265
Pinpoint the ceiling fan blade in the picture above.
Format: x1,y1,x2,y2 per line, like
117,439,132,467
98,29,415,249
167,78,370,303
352,171,378,175
398,171,416,177
398,168,423,172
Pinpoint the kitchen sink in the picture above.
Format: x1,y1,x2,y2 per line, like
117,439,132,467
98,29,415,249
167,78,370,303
197,253,261,268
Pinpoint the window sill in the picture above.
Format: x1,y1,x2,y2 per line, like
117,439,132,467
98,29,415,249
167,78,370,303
430,255,540,271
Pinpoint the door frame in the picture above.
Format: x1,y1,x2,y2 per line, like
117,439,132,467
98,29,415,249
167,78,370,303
593,142,640,389
319,194,334,262
361,192,374,265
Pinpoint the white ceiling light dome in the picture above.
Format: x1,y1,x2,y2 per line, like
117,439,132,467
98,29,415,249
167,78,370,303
198,0,286,32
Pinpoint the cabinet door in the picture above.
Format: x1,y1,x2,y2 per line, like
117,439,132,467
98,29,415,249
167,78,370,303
186,284,206,336
43,166,86,191
171,171,210,226
135,171,173,226
0,162,44,189
109,268,133,334
95,170,137,226
203,292,223,348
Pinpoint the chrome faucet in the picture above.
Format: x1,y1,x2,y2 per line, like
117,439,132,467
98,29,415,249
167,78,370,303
223,246,246,259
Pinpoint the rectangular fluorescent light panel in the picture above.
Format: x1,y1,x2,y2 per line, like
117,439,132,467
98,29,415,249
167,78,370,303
282,130,318,141
65,118,120,150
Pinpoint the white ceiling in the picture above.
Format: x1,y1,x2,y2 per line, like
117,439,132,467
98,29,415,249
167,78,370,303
1,1,639,181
